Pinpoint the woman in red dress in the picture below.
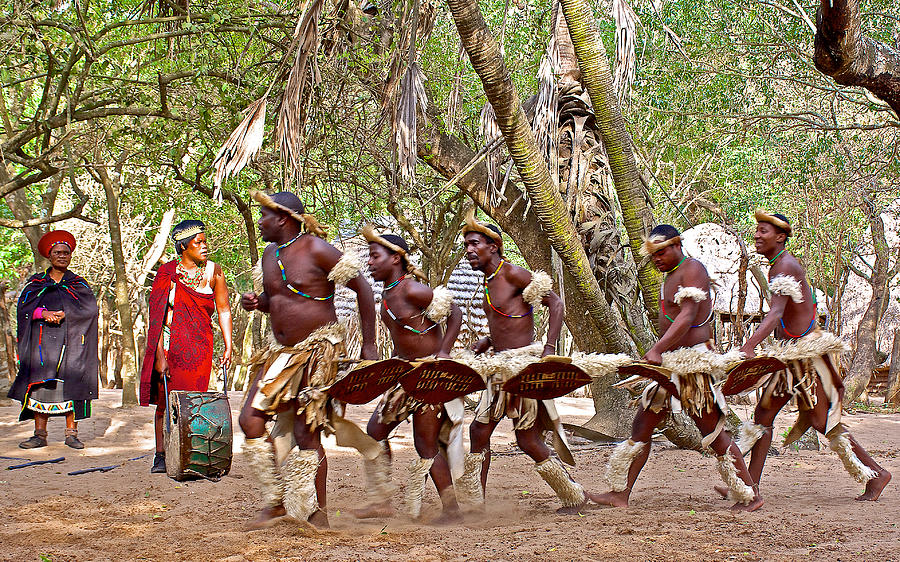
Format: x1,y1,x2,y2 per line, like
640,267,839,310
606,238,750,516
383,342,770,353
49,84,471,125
139,220,233,473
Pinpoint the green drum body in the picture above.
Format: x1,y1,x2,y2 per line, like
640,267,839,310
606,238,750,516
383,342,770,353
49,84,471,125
165,391,233,481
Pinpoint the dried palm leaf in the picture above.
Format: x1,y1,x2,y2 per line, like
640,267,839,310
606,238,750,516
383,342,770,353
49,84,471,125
396,62,428,184
445,45,465,134
212,97,267,201
479,102,504,207
612,0,639,104
532,55,559,168
277,0,325,184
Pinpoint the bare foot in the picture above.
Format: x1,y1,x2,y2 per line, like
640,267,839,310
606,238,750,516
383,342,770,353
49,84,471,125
713,485,729,499
430,510,464,525
350,501,394,519
245,505,287,530
589,490,629,508
730,497,764,512
856,470,891,501
308,509,330,529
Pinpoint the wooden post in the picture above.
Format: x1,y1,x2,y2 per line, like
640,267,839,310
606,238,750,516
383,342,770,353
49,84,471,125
886,329,900,407
0,282,17,381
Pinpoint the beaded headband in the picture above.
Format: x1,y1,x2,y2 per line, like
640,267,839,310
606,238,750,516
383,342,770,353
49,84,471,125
171,225,204,243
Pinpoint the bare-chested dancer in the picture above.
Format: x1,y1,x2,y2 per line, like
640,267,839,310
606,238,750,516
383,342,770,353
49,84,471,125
238,191,377,529
721,210,890,502
453,210,597,513
351,226,464,523
594,224,763,512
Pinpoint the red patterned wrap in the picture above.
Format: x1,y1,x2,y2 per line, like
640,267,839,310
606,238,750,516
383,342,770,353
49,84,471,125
139,260,215,407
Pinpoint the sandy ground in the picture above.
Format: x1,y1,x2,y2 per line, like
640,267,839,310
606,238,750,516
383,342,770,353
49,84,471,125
0,389,897,562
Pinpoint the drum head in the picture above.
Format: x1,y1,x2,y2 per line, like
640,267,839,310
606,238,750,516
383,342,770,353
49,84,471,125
400,360,486,404
502,359,592,399
721,356,786,395
616,363,679,396
328,358,413,404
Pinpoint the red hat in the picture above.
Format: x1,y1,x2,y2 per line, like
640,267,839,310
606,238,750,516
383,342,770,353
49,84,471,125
38,230,77,258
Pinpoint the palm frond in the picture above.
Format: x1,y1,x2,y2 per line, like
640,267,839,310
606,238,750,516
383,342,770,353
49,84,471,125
479,102,504,207
212,97,267,201
445,45,465,134
396,62,428,184
612,0,639,104
277,0,325,184
533,55,559,168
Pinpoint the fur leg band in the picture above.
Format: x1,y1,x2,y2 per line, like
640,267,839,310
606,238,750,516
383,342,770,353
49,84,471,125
716,453,755,505
404,457,435,519
737,422,768,455
454,452,485,508
244,437,284,508
827,426,878,484
362,440,395,504
605,439,646,492
535,457,586,508
282,448,321,521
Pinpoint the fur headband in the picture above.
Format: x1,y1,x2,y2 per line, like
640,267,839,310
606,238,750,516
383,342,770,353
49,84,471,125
461,208,503,255
640,234,681,257
362,224,428,282
754,209,792,234
251,190,327,238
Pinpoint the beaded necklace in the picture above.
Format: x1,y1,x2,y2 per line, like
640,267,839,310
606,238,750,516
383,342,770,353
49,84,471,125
176,262,204,290
381,274,439,334
482,259,533,318
768,248,786,266
275,233,334,301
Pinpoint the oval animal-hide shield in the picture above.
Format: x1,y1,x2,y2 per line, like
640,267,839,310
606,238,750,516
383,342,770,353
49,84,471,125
400,360,485,404
616,363,679,397
327,359,413,404
502,358,592,399
721,356,786,396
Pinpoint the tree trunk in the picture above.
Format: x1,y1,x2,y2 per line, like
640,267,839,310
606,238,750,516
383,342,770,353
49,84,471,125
98,290,110,389
98,166,140,406
886,329,900,407
843,207,899,404
557,0,662,320
0,282,16,381
445,0,632,355
815,0,900,116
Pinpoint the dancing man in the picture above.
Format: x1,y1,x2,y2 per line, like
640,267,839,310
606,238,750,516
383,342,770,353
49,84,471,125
453,210,595,513
239,191,377,529
140,220,233,473
729,210,890,501
594,225,762,511
11,230,99,450
351,226,463,523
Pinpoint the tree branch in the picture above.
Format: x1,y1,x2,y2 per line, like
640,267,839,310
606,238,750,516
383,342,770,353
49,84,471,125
815,0,900,116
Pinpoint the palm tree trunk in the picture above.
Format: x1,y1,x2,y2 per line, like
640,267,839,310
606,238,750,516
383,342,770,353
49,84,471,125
557,0,661,319
445,0,631,354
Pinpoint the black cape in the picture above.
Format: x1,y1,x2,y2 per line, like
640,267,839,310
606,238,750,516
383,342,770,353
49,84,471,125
8,269,100,405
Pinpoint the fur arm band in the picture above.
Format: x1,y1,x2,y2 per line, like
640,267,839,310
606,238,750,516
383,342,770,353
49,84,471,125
523,270,553,308
673,285,707,305
769,274,804,303
327,250,363,286
425,286,453,323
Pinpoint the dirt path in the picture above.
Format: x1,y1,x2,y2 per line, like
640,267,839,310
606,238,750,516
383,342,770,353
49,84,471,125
1,391,897,561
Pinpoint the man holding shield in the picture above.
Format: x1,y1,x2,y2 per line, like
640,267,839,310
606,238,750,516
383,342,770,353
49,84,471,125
351,226,463,523
594,224,762,511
